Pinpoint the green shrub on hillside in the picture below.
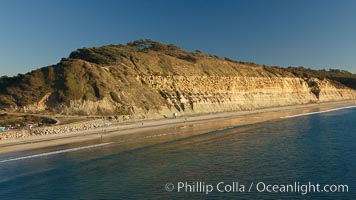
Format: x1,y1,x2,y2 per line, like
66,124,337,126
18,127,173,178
69,45,134,65
127,39,166,52
285,66,356,89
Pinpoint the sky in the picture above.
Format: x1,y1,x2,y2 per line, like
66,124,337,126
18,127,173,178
0,0,356,76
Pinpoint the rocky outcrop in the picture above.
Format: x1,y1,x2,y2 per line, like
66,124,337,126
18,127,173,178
140,76,356,116
307,78,355,101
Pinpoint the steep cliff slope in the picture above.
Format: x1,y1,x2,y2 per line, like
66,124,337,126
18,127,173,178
0,40,355,119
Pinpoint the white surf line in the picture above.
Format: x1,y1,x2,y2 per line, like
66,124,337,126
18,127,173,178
327,105,356,112
281,105,356,119
0,131,184,163
0,142,114,163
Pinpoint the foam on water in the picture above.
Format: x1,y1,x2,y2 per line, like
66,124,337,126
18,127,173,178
0,142,114,163
0,131,185,163
280,105,356,119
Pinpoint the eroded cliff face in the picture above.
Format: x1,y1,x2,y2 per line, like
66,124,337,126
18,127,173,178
17,75,356,120
139,76,356,116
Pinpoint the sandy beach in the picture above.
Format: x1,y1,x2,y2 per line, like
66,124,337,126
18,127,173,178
1,100,356,154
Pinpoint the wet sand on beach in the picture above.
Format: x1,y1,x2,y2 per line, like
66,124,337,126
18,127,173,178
0,100,355,154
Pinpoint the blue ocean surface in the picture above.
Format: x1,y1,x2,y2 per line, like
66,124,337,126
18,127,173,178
0,108,355,199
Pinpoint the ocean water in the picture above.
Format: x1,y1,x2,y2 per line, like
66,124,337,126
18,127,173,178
0,108,355,199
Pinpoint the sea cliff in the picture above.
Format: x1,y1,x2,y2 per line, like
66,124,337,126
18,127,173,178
1,40,355,119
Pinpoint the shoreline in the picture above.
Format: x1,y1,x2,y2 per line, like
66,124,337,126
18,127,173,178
1,100,356,155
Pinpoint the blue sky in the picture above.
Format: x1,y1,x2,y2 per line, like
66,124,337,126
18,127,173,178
0,0,356,76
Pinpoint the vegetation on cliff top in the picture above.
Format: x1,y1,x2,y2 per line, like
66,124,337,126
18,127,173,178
284,66,356,89
68,39,201,65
